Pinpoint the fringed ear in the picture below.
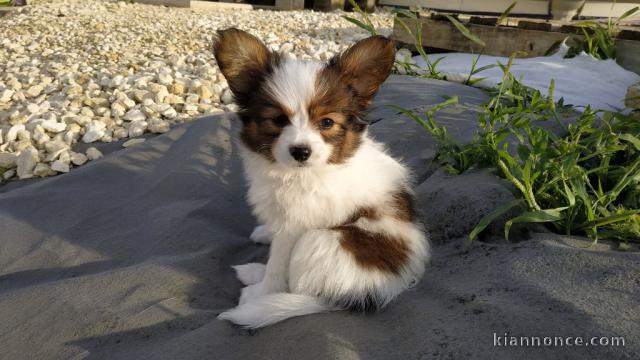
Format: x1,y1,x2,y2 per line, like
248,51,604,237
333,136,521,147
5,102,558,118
329,36,395,111
213,28,273,107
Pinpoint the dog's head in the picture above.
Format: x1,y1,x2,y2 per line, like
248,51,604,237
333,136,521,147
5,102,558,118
213,28,395,168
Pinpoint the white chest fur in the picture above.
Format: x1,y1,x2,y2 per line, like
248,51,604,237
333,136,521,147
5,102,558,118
240,136,409,235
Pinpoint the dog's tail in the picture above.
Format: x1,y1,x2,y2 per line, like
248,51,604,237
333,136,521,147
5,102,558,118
218,293,332,328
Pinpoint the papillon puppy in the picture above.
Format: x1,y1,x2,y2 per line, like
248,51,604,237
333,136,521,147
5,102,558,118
213,28,429,328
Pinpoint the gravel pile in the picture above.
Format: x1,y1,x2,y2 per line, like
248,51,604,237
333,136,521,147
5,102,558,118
0,0,393,181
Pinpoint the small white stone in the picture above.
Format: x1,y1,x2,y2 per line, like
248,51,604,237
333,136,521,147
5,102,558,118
110,75,125,88
148,118,170,133
133,90,150,102
123,109,146,122
41,119,67,133
111,102,127,117
33,126,51,145
185,94,199,104
0,89,14,103
33,163,54,177
122,138,146,148
82,121,107,143
16,148,39,179
0,153,18,168
183,103,198,112
157,71,173,86
70,151,88,166
113,127,128,139
44,140,70,154
6,124,26,143
63,124,82,144
86,147,103,160
220,89,233,104
51,160,70,173
3,169,16,180
26,103,41,114
128,120,148,137
17,129,31,141
26,84,44,98
161,106,177,119
280,43,294,53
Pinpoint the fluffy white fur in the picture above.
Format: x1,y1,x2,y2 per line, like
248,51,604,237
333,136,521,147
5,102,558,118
218,46,429,329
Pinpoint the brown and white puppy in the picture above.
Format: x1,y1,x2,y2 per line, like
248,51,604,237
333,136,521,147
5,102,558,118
214,28,429,328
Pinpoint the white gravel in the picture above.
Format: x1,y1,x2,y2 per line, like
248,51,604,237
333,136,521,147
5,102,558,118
0,0,393,180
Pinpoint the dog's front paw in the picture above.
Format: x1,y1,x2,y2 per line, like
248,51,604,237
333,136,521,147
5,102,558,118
232,263,266,285
249,225,272,244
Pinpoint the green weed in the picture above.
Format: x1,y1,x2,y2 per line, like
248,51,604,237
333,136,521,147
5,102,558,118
567,6,638,60
342,3,640,245
401,58,640,245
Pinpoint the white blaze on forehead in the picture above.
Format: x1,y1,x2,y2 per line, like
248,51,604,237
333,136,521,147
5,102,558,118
265,58,332,167
264,58,323,126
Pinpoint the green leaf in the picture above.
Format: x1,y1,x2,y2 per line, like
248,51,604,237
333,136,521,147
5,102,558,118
467,76,488,86
469,199,524,241
428,96,459,114
563,180,576,206
342,16,375,35
504,208,567,241
392,8,418,19
577,210,640,230
619,133,640,150
617,6,639,22
470,63,498,76
496,1,518,27
445,15,486,47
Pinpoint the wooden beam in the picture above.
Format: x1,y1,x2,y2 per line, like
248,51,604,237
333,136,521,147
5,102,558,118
392,17,572,57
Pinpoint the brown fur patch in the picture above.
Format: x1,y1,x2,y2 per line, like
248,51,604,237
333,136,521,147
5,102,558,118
213,28,274,107
344,206,379,224
307,36,395,164
337,225,409,274
213,28,294,161
308,66,364,164
327,36,396,111
238,90,292,161
336,190,416,273
391,190,416,222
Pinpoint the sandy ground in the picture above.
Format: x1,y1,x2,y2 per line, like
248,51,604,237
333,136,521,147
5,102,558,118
0,76,638,360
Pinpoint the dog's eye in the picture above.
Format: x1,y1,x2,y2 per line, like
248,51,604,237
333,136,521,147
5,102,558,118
320,118,334,129
272,115,289,127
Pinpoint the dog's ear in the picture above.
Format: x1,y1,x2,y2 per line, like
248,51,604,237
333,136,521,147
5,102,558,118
329,36,395,110
213,28,272,106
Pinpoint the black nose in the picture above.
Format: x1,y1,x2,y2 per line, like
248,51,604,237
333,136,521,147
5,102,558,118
289,145,312,162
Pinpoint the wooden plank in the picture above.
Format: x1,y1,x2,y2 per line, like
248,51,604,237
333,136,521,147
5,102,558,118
378,0,549,15
392,17,574,57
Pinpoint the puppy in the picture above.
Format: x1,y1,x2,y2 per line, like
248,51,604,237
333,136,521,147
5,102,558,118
214,29,429,328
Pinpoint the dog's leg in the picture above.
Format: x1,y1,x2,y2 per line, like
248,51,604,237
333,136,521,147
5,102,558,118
249,225,272,244
232,263,266,285
239,233,295,304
